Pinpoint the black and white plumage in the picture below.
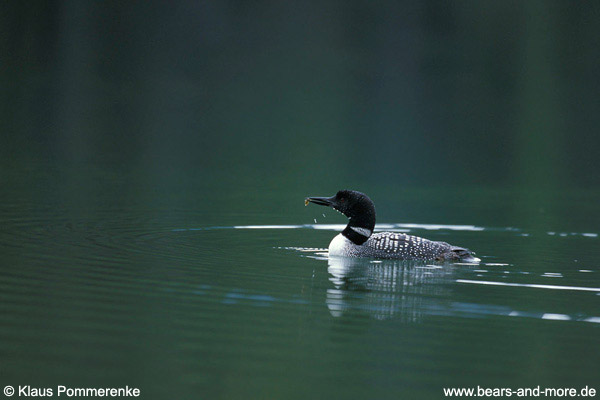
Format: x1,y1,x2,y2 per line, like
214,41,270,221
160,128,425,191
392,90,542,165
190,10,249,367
306,190,478,262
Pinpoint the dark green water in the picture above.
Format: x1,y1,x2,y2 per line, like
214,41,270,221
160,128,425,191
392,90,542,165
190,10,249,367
2,1,600,399
1,165,599,398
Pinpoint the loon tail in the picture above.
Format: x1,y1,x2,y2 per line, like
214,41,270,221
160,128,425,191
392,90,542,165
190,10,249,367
438,246,480,263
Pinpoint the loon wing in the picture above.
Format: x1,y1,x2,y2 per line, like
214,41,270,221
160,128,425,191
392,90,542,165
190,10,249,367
367,232,452,258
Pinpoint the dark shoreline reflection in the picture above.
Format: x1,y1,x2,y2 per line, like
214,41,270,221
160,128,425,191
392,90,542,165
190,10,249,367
326,256,461,321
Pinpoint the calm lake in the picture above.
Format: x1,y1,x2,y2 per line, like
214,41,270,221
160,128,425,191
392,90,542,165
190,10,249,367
2,2,600,399
1,164,598,398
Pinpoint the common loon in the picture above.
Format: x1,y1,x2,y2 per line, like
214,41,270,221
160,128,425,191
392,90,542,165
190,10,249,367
305,190,479,262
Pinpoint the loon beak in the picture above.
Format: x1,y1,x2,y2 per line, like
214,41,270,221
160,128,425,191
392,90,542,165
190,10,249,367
305,196,336,207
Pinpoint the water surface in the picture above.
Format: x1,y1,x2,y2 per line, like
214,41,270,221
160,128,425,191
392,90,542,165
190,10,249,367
1,166,599,399
2,2,600,396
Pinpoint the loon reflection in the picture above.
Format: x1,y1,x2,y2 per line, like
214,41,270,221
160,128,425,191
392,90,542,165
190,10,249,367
326,256,457,321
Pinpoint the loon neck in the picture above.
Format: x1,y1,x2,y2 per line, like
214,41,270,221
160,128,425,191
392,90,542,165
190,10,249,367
342,218,375,245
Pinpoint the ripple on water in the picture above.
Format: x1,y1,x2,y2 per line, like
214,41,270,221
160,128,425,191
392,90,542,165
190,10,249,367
3,217,599,328
180,224,599,243
276,245,600,325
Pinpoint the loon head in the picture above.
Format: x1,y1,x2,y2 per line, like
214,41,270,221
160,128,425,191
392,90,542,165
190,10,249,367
306,190,376,245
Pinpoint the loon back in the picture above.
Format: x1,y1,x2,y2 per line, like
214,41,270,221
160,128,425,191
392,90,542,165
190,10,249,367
365,232,475,261
306,190,478,262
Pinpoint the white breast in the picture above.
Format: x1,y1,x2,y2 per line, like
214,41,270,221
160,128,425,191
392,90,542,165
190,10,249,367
328,233,353,256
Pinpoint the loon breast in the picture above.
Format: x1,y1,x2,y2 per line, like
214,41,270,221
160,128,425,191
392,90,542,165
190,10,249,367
328,233,353,257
